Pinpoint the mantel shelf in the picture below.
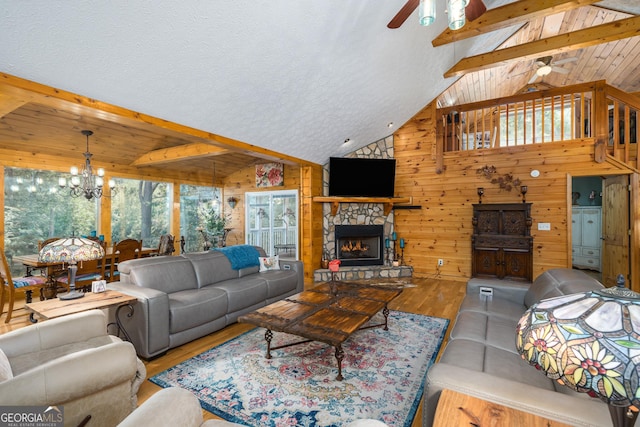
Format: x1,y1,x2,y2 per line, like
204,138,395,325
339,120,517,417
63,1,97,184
313,196,413,215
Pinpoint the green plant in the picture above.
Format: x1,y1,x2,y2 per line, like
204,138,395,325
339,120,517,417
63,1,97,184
199,205,229,234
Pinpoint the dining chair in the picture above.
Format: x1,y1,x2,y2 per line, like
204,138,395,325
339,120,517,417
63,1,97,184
55,239,108,292
155,234,175,256
0,250,47,323
107,238,143,282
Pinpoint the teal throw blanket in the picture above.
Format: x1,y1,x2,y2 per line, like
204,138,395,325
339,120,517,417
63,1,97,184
215,245,260,270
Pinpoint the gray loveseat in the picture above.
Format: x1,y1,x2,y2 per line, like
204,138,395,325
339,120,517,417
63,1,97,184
424,268,611,426
108,246,304,359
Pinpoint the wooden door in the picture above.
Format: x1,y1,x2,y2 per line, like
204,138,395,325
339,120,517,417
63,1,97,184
602,175,630,286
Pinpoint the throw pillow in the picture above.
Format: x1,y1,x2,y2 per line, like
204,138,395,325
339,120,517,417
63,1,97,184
0,348,13,382
259,255,280,272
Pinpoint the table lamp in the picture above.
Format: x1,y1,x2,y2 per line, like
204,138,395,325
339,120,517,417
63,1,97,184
38,236,105,300
516,275,640,427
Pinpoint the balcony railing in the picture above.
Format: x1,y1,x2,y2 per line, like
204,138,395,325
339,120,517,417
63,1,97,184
436,81,639,171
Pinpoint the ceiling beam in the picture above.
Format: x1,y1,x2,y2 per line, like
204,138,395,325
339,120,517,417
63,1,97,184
131,143,230,166
432,0,601,47
0,93,28,119
444,15,640,78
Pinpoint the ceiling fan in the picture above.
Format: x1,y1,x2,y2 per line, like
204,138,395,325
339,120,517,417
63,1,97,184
527,56,578,84
387,0,486,29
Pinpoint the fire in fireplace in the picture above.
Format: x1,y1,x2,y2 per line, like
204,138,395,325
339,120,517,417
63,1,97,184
334,225,384,266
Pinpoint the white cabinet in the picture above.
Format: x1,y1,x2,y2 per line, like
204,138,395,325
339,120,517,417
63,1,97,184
572,206,602,272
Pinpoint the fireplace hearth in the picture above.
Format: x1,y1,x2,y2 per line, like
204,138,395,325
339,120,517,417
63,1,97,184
335,225,384,266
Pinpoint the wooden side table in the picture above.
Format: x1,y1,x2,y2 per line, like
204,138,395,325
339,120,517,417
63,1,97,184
25,290,137,340
433,389,572,427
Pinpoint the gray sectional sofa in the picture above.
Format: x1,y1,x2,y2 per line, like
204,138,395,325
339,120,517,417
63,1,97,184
424,268,611,427
108,246,304,359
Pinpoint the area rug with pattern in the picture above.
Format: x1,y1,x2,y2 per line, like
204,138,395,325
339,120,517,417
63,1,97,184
150,311,449,427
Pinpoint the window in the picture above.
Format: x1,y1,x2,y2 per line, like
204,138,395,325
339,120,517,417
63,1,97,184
245,190,298,258
110,178,170,248
179,184,221,253
3,167,98,275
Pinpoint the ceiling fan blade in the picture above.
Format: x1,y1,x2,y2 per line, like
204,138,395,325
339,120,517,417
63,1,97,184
466,0,487,22
552,66,570,74
554,57,578,65
387,0,420,29
528,73,540,84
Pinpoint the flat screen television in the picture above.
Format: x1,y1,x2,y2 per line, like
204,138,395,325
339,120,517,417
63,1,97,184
328,157,396,197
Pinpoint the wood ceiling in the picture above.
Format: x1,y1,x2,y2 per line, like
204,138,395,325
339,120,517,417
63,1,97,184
437,2,640,106
0,0,638,182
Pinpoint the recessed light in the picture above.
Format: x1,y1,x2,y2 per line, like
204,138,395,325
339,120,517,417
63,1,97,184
530,169,540,178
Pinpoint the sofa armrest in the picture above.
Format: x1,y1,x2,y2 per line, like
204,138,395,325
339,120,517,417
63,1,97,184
107,282,170,359
424,363,610,427
0,341,138,406
118,387,204,427
0,310,107,357
278,260,304,293
465,277,530,304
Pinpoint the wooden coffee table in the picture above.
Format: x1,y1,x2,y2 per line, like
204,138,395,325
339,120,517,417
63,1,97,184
238,280,402,380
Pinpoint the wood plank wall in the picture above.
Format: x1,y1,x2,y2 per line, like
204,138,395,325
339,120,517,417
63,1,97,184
223,162,323,285
222,163,301,247
393,100,629,282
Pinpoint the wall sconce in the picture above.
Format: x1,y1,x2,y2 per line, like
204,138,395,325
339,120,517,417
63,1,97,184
227,197,238,209
521,185,528,203
477,187,484,204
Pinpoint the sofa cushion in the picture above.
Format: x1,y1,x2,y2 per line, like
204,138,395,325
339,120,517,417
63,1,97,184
458,293,527,320
449,311,520,353
128,258,198,294
259,270,299,298
117,256,179,282
182,251,237,287
168,288,228,334
524,269,603,308
439,339,555,391
211,277,268,313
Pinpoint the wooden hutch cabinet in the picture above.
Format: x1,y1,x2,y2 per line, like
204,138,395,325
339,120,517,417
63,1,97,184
472,203,533,282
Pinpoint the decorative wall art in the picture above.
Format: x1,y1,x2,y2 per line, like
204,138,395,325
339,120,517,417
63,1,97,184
255,163,284,187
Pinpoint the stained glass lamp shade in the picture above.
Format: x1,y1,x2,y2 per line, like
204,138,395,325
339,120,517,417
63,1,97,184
38,237,105,300
516,276,640,427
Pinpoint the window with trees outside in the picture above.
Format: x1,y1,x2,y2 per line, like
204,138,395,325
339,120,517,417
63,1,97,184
3,167,98,275
110,178,171,249
180,184,222,253
4,169,223,276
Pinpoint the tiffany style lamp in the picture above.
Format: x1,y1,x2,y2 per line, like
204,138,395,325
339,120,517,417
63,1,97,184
38,236,105,300
516,275,640,427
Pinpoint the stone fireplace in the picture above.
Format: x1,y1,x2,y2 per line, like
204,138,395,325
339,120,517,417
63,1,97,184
335,225,384,266
313,135,413,282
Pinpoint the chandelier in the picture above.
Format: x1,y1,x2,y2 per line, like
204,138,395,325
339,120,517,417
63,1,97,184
59,130,116,200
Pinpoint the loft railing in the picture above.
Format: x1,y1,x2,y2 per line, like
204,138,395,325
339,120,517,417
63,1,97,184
436,81,640,171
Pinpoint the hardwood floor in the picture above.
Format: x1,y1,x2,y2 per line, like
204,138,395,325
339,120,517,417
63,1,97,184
0,277,467,426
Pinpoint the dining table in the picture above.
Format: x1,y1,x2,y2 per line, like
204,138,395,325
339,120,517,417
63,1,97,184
13,246,157,299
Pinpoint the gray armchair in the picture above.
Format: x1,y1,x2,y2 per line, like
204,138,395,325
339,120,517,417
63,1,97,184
0,310,146,426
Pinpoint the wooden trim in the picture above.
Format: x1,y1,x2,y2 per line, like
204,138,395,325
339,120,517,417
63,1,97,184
313,196,412,216
444,16,640,78
432,0,601,47
0,72,318,168
437,82,599,116
631,173,640,292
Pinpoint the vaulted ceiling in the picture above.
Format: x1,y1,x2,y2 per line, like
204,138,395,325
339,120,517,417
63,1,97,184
0,0,638,180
